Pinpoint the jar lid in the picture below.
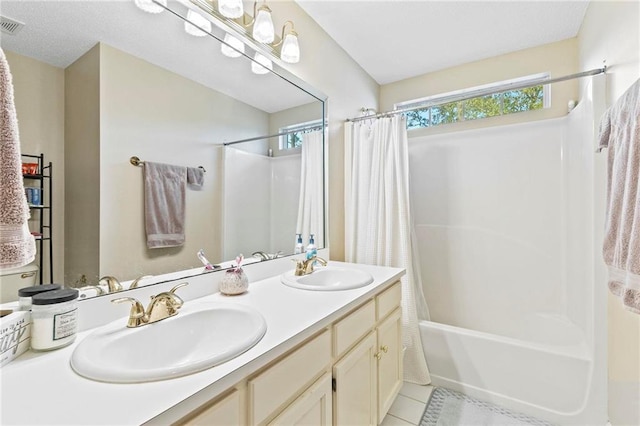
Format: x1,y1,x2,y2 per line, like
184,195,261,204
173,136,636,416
32,288,79,305
18,283,62,297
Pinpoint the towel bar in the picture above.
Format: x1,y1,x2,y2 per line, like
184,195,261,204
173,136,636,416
129,156,206,172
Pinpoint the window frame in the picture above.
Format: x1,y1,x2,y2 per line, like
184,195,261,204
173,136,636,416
395,73,551,130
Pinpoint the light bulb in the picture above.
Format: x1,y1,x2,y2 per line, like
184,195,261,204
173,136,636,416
221,34,245,58
185,9,211,37
134,0,166,14
218,0,244,19
252,7,274,43
251,53,273,75
280,33,300,63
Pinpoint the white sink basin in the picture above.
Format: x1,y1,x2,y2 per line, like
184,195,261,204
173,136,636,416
281,266,374,291
70,302,267,383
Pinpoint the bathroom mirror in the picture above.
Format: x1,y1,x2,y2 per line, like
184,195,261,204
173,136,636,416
1,0,326,295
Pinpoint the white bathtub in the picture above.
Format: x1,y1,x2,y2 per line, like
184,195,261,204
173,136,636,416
420,319,606,425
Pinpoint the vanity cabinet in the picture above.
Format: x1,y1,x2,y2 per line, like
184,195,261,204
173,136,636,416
270,373,332,426
175,281,402,426
181,388,245,425
332,283,403,425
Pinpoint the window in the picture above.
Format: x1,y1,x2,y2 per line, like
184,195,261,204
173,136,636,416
279,119,323,151
397,73,550,131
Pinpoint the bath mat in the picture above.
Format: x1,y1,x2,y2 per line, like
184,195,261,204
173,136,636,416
420,387,553,426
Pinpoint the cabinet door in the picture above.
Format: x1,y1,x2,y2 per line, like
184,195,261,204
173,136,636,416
333,331,378,426
269,373,332,426
181,389,243,426
377,308,403,422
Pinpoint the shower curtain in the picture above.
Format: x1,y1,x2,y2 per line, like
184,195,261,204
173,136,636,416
296,130,324,248
345,115,431,384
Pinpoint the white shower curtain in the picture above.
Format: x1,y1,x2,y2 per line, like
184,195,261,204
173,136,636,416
296,130,324,248
345,115,431,384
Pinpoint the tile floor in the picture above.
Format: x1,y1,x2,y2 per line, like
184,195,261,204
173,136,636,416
381,382,434,426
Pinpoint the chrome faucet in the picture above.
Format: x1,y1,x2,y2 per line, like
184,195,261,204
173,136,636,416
111,282,188,328
293,255,327,276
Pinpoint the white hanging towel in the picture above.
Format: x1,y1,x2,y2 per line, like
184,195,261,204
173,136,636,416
0,48,36,269
598,78,640,314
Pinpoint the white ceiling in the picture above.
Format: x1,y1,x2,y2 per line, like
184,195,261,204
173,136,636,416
296,0,590,85
0,0,317,113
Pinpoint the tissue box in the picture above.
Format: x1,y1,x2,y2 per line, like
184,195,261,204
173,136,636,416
0,310,31,367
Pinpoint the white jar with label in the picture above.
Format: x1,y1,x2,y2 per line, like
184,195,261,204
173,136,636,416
31,288,79,351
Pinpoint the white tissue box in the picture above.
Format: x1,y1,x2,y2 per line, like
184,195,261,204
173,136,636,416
0,310,31,367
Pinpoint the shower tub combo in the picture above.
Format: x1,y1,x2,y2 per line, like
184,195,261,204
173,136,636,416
410,79,607,425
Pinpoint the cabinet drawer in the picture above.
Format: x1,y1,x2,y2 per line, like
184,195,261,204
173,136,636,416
333,300,375,358
248,330,331,425
376,282,401,321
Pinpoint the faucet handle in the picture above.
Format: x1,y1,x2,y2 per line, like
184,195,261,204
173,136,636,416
100,275,122,293
167,282,188,309
112,297,146,328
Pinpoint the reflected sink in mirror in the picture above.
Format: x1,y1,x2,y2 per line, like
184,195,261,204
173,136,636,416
281,266,374,291
70,302,267,383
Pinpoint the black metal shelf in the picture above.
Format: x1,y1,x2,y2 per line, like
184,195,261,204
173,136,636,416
22,153,53,284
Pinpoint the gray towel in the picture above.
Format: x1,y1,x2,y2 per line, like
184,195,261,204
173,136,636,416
144,161,187,249
187,166,204,188
598,78,640,314
0,48,36,269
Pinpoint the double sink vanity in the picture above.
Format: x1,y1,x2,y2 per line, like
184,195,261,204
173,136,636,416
1,255,405,425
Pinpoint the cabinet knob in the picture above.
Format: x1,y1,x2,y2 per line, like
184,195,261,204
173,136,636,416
380,345,389,353
374,352,382,360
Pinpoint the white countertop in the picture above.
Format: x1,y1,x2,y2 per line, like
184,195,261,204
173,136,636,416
0,261,404,425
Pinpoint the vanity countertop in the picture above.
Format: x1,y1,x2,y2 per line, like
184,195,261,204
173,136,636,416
0,261,404,425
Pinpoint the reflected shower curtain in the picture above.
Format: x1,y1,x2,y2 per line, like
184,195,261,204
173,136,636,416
345,115,431,384
296,130,324,248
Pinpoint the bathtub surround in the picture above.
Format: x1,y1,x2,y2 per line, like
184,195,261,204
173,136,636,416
144,162,187,249
345,115,431,385
296,130,324,248
413,78,607,424
598,78,640,314
0,48,36,269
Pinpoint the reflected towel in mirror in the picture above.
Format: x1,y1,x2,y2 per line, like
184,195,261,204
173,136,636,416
144,162,186,249
187,166,204,188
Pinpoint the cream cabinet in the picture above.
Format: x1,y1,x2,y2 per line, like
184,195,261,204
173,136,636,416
333,331,378,425
176,281,403,426
269,373,332,426
181,388,244,426
332,283,403,425
376,308,403,420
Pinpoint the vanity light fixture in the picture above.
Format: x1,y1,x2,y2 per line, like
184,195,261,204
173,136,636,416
134,0,166,14
243,0,275,44
251,52,273,75
185,9,211,37
218,0,244,19
273,21,300,64
221,33,245,58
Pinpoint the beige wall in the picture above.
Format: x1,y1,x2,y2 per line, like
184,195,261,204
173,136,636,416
380,38,579,137
64,45,101,285
269,1,380,261
578,2,640,425
97,43,269,281
5,50,65,284
268,101,323,158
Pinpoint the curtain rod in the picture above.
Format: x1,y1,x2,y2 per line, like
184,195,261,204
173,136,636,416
346,66,607,123
223,124,324,146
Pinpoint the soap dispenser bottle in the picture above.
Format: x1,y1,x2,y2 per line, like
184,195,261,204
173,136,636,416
294,234,304,254
306,234,317,259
